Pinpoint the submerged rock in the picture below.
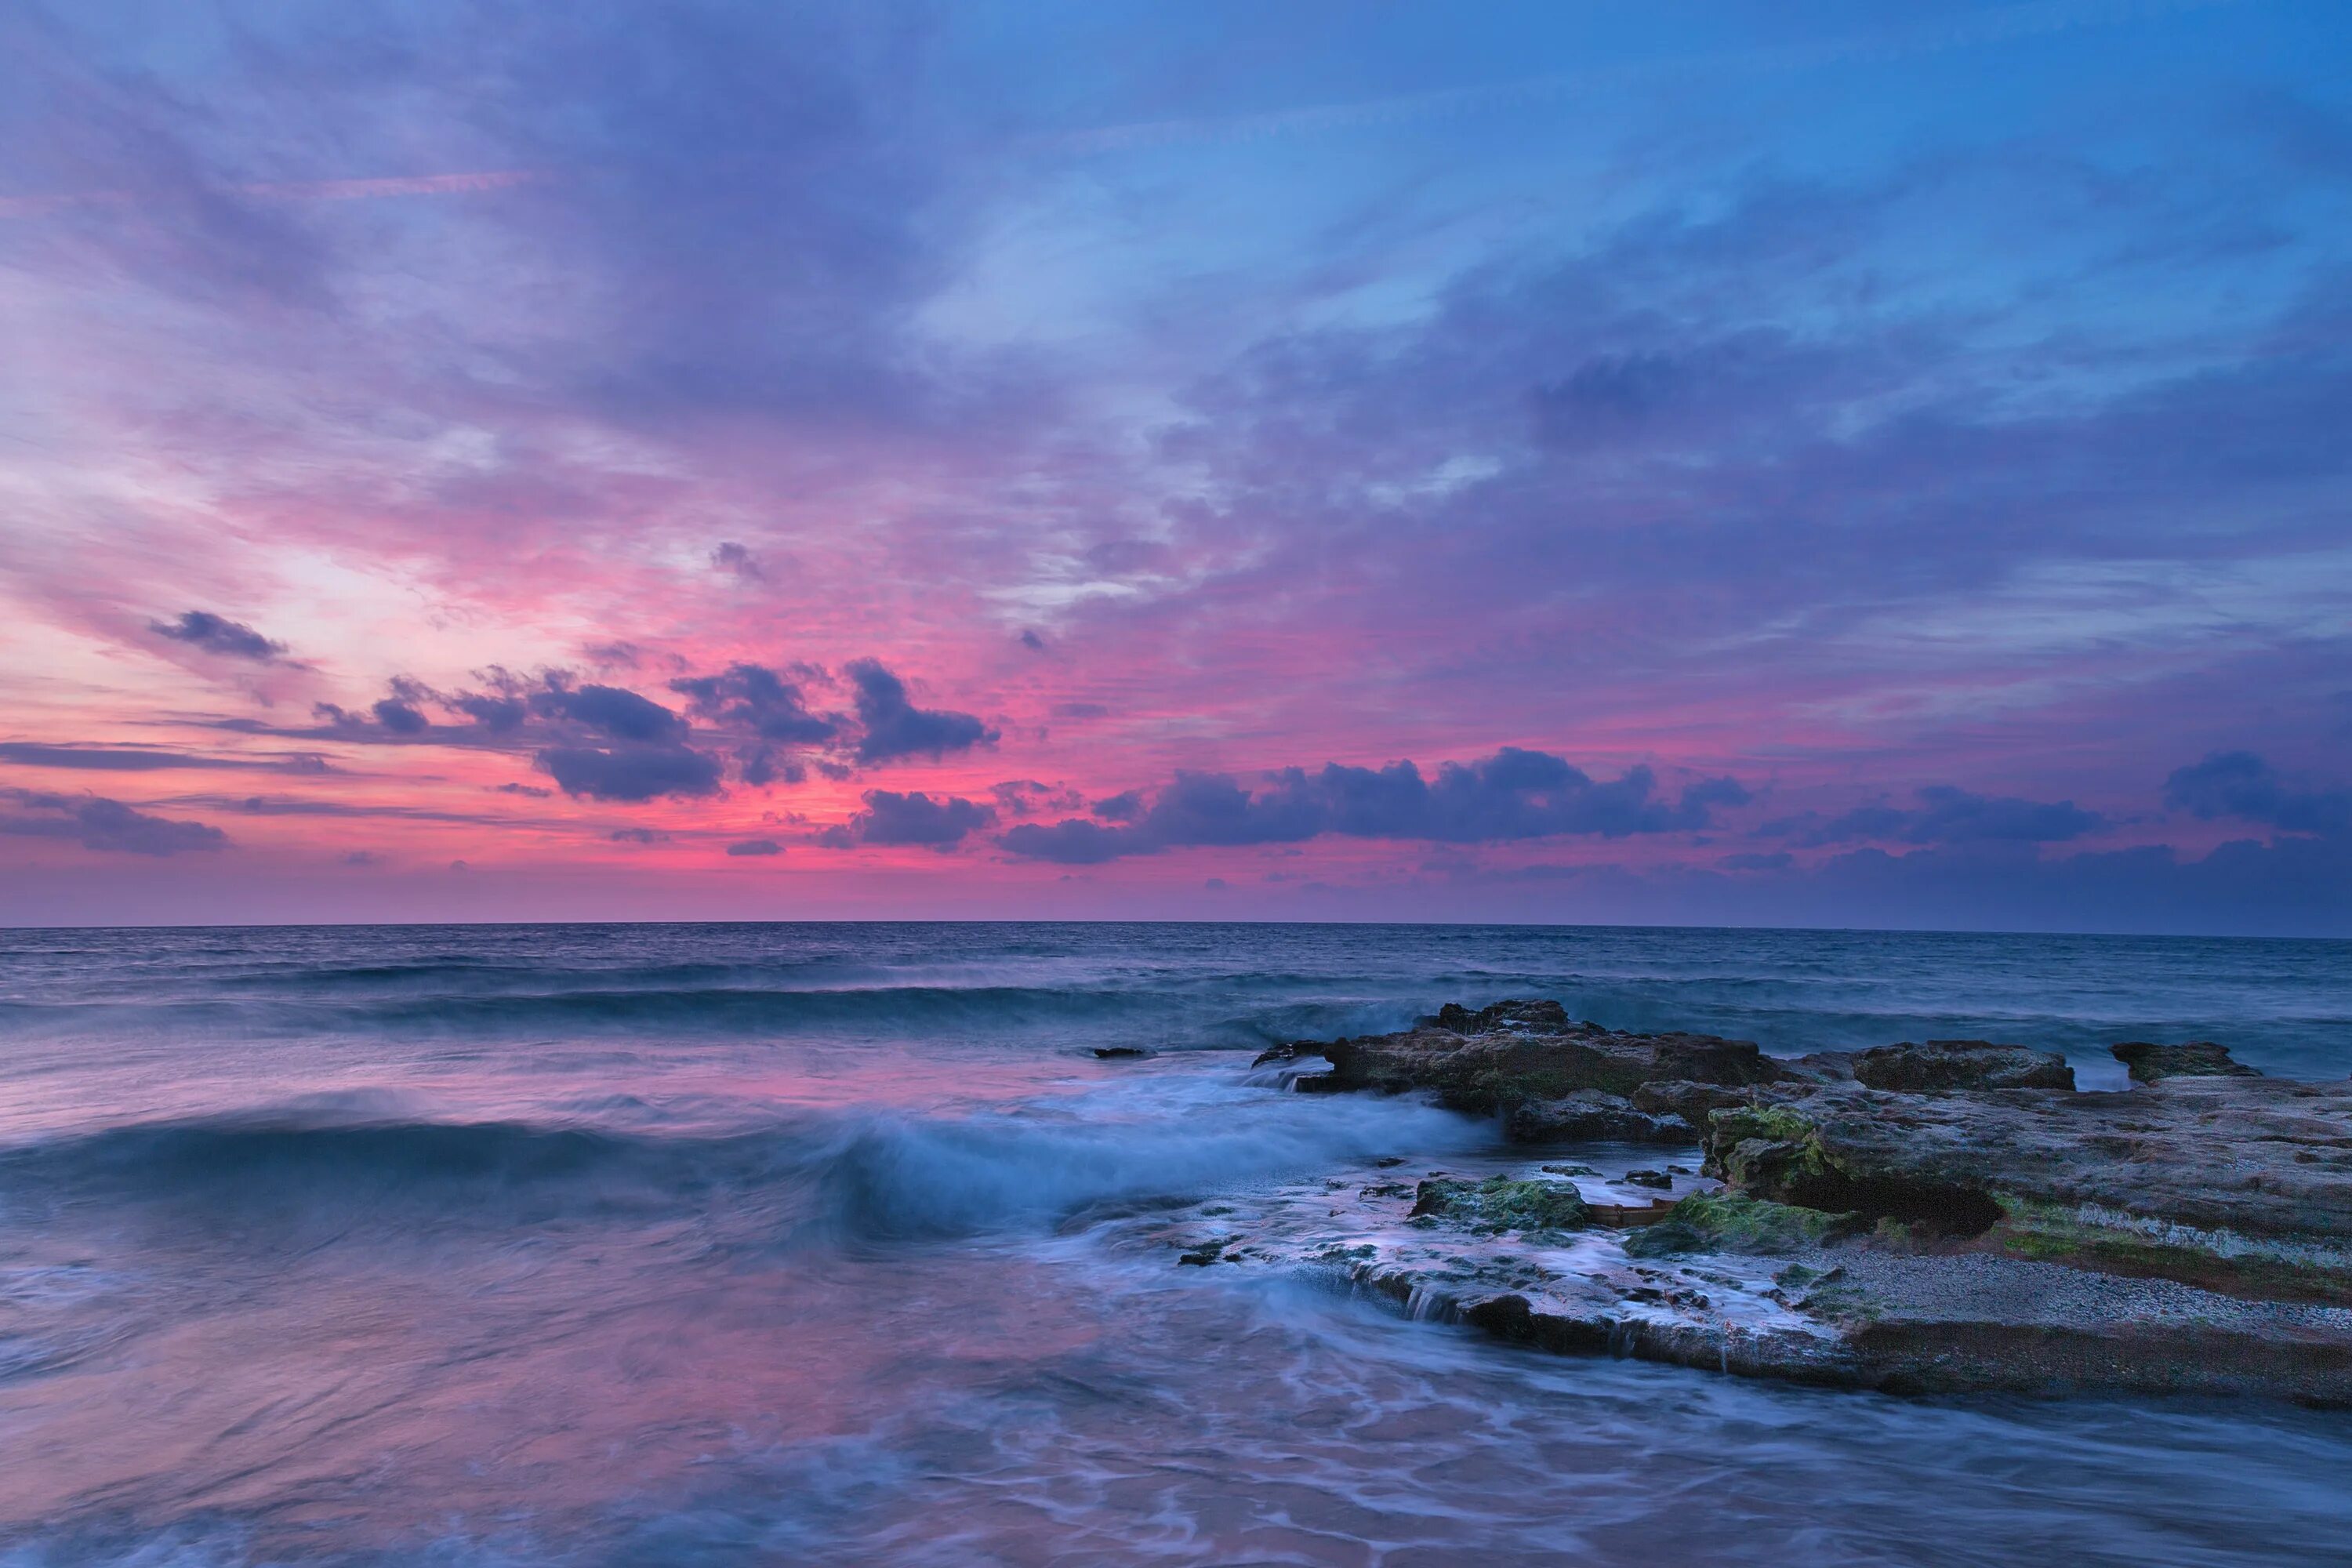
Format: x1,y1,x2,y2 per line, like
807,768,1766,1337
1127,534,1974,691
2111,1039,2261,1083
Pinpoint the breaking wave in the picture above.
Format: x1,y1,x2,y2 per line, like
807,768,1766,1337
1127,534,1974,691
0,1087,1482,1244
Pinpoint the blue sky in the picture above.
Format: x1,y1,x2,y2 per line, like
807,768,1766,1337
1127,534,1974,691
1,0,2347,930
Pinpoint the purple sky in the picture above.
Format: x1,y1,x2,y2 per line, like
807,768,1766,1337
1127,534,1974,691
2,1,2347,931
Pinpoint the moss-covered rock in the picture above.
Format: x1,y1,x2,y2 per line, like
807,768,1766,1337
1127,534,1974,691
1408,1174,1593,1236
1624,1192,1857,1258
1989,1196,2352,1304
1704,1105,1831,1193
1704,1100,2009,1236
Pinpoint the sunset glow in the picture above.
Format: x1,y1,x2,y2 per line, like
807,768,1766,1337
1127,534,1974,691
3,1,2347,930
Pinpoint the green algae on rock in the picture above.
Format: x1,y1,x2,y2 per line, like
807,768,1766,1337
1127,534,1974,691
1623,1192,1861,1258
1409,1174,1592,1236
1256,998,2352,1403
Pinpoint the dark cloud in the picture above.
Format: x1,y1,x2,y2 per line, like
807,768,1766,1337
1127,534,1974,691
2164,751,2352,836
996,817,1131,864
847,659,996,764
0,742,327,774
1000,749,1745,862
535,744,723,802
738,746,806,788
1762,786,2106,848
609,827,670,844
1091,789,1145,822
711,542,764,581
670,663,836,744
1018,630,1047,652
725,838,782,857
148,610,289,663
313,677,436,739
0,789,229,856
372,696,430,735
818,789,994,850
490,782,553,797
989,779,1083,818
454,691,532,734
529,681,688,743
340,850,383,866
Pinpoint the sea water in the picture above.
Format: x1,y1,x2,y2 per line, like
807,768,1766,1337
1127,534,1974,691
1,922,2347,1566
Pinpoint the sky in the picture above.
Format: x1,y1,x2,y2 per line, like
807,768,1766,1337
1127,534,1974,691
1,0,2348,933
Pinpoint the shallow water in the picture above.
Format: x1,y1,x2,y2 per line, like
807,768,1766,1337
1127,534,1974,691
2,923,2348,1565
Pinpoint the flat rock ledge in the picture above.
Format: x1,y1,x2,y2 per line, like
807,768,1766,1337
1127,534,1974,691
1218,1000,2352,1403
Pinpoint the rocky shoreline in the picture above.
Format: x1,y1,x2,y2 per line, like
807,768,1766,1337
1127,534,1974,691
1179,1000,2352,1403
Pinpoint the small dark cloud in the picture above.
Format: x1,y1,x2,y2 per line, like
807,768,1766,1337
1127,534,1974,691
989,779,1083,818
491,782,554,797
712,542,765,581
149,610,289,663
455,690,531,733
1204,877,1228,890
725,837,783,856
530,681,688,743
2164,752,2351,836
340,850,384,866
670,663,837,744
1762,786,2106,848
372,696,430,735
535,744,724,802
314,677,437,739
583,641,644,669
0,789,230,856
1091,789,1145,823
1018,630,1047,652
609,827,671,844
847,659,996,764
1051,702,1110,720
821,789,995,850
738,746,808,788
998,817,1130,864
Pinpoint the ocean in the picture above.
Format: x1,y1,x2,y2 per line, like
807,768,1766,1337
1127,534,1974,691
2,922,2348,1566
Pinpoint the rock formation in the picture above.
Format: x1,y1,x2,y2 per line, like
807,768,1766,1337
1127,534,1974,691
1211,1000,2352,1402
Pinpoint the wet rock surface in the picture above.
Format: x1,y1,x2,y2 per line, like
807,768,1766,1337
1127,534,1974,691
1850,1039,2075,1093
1707,1077,2352,1241
1269,1000,1784,1127
1501,1089,1690,1143
1200,998,2352,1403
2111,1038,2262,1083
